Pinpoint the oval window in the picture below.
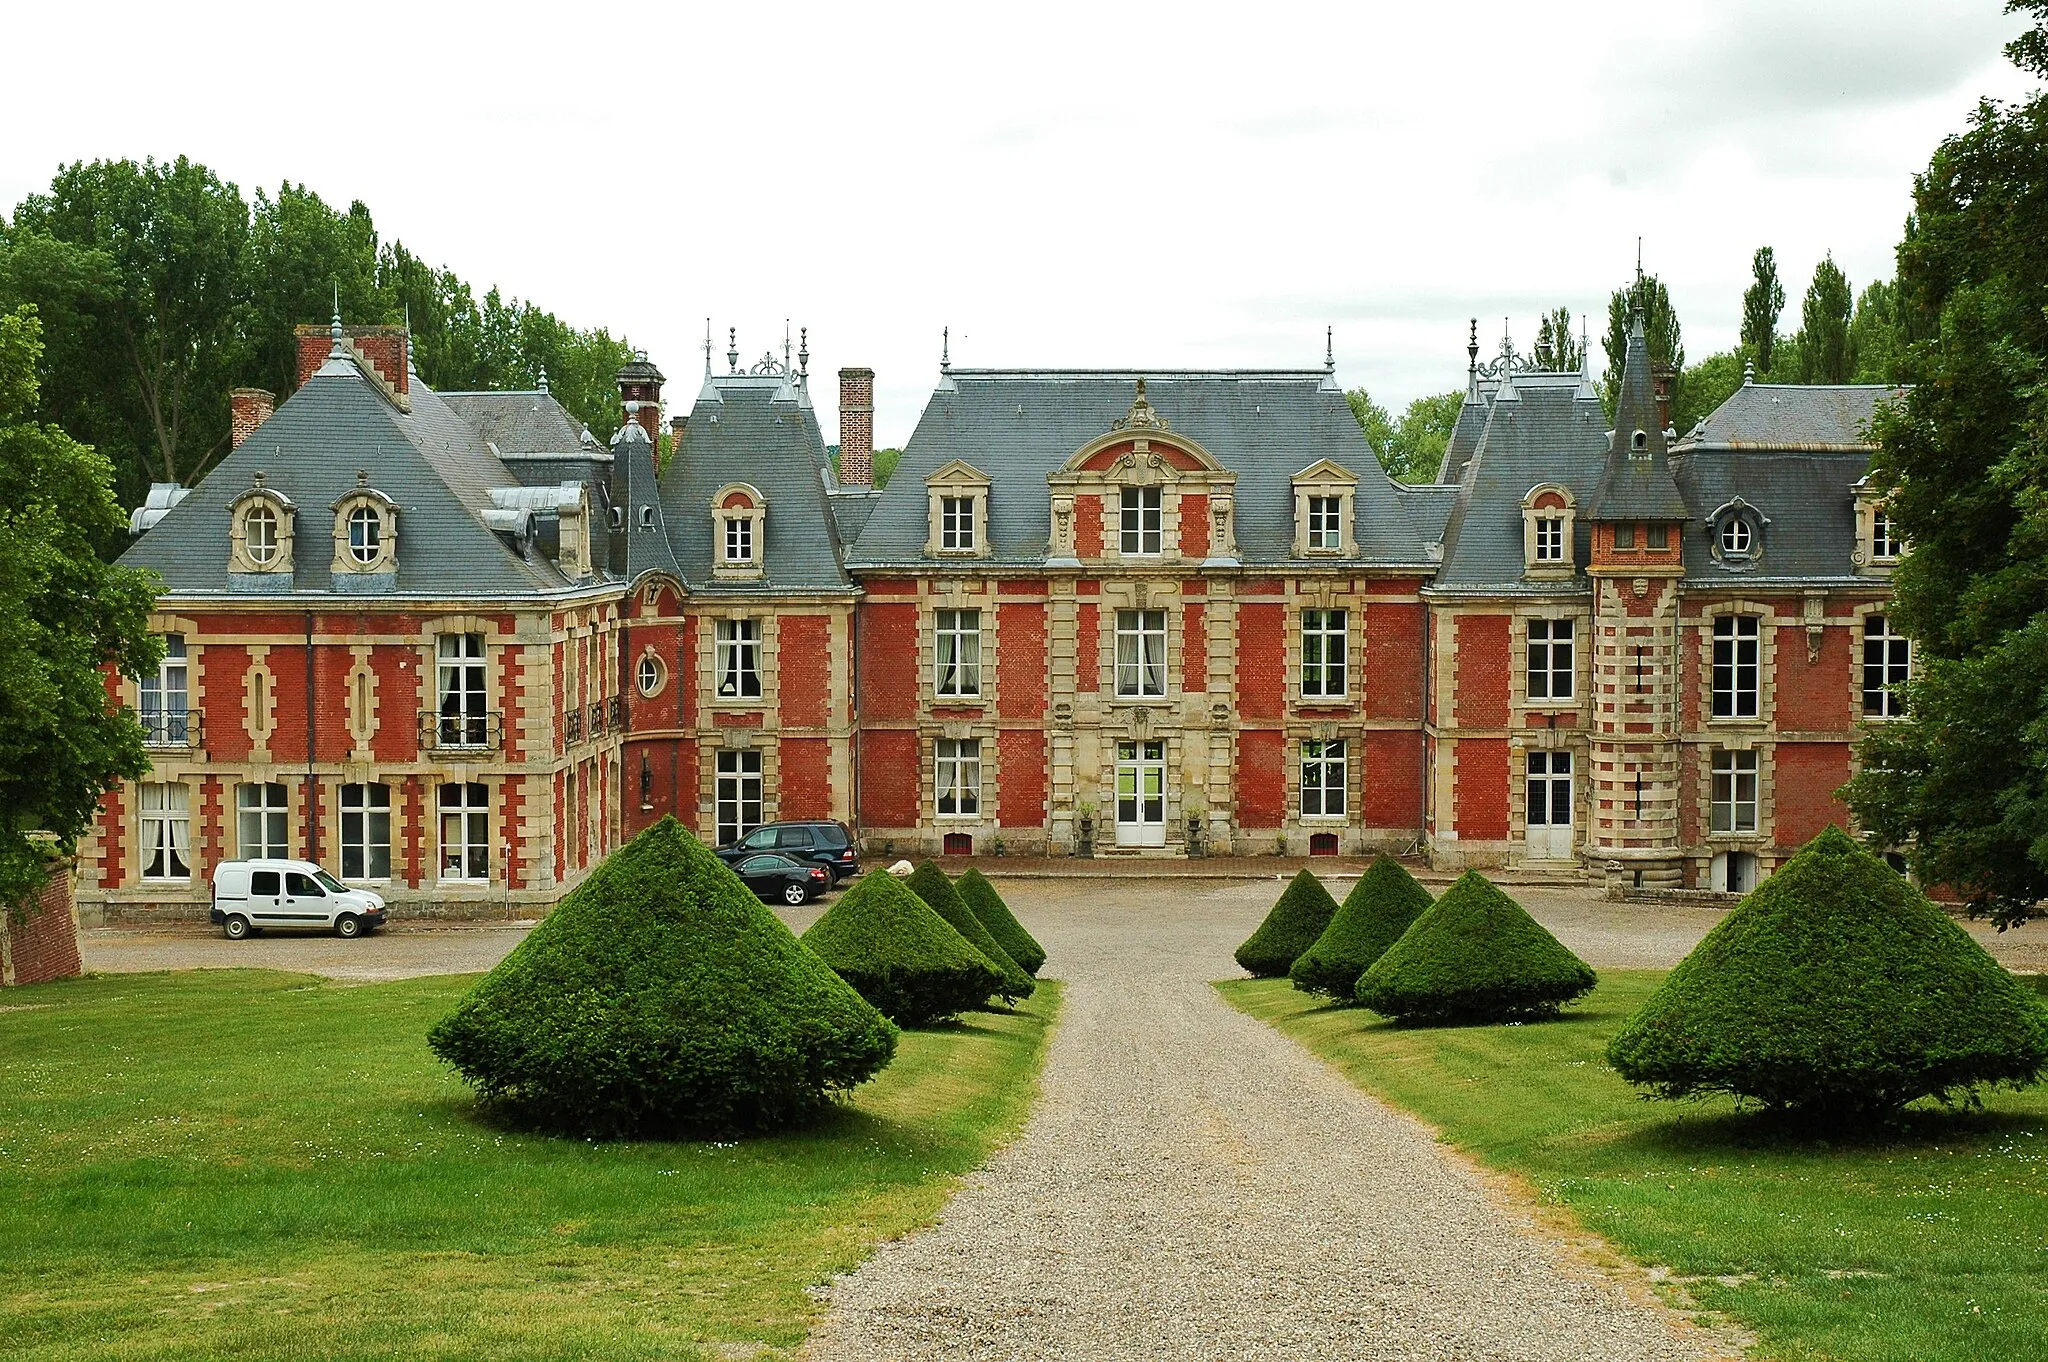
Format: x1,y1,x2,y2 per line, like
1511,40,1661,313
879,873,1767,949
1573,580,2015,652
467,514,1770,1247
636,654,665,697
245,504,278,564
348,505,382,564
1720,517,1753,556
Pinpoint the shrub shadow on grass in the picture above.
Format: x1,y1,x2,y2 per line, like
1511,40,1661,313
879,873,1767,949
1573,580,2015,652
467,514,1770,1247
1371,1007,1609,1032
1610,1098,2048,1157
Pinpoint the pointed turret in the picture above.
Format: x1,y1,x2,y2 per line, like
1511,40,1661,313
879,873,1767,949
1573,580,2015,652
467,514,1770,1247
1588,307,1689,523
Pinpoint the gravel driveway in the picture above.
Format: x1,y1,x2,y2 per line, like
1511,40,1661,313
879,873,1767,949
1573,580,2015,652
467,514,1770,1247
800,878,1734,1362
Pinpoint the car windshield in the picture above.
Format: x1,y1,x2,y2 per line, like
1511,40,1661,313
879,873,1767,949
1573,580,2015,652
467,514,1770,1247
313,869,348,893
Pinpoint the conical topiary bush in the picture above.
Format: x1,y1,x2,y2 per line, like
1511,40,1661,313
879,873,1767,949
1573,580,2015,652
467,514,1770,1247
802,870,1007,1026
1356,870,1596,1023
1235,869,1341,977
427,816,897,1137
1290,856,1434,1001
905,860,1034,1001
1608,825,2048,1118
957,867,1046,976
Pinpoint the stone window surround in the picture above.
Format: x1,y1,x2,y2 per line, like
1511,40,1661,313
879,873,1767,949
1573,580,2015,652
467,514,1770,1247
1290,585,1364,708
707,609,775,709
1692,735,1775,847
933,733,986,820
636,645,669,699
1849,475,1901,578
422,614,507,746
1291,459,1359,559
712,483,767,582
1092,579,1182,701
1519,482,1577,580
1047,430,1238,566
228,483,295,574
1511,604,1591,714
924,582,998,708
1705,497,1770,571
330,481,399,574
920,723,999,834
1850,598,1911,724
136,612,204,728
924,460,993,559
703,730,782,832
1505,727,1591,862
1695,599,1779,730
1295,730,1353,823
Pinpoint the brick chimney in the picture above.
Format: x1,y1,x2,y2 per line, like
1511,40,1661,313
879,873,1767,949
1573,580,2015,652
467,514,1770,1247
293,323,410,396
1652,364,1677,433
839,367,875,486
670,414,687,453
230,388,276,449
615,352,665,442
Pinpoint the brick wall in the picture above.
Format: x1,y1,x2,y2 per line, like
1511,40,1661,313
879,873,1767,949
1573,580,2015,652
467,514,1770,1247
1182,603,1207,693
1366,600,1425,719
1454,738,1510,841
1238,729,1287,829
1075,496,1103,557
1237,602,1286,721
1363,729,1424,829
998,729,1048,829
997,602,1047,719
780,737,833,819
860,603,920,721
1178,492,1209,558
1776,623,1852,731
1454,614,1510,728
1,864,82,987
779,615,833,727
1773,742,1853,847
861,729,922,828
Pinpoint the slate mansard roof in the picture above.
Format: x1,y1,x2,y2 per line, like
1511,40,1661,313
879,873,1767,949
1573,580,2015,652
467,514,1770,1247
847,369,1449,571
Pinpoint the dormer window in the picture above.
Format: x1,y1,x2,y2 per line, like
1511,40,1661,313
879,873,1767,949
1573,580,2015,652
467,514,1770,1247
941,496,976,551
923,460,992,558
1519,483,1576,579
330,477,398,576
228,479,295,575
711,483,766,580
1290,460,1359,558
640,505,657,529
1719,518,1752,556
1535,518,1564,561
1872,509,1900,561
1630,429,1648,454
347,506,381,563
1307,496,1342,550
1708,499,1768,570
1120,486,1163,555
248,505,280,562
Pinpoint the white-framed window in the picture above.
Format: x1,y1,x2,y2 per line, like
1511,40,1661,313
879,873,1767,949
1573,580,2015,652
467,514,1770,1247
936,737,982,816
1527,619,1574,702
1711,616,1760,719
935,608,982,698
438,782,489,882
340,783,391,881
1872,509,1901,561
1863,614,1912,718
140,634,190,744
715,749,763,845
941,496,976,552
1711,750,1759,833
1301,609,1347,699
636,653,666,697
1535,517,1565,562
1301,739,1347,817
1526,750,1573,827
1306,496,1343,551
1120,486,1163,555
724,515,753,563
347,505,382,564
237,782,289,859
1114,608,1168,697
714,619,762,699
1719,517,1753,557
244,504,279,565
140,782,191,880
435,633,488,746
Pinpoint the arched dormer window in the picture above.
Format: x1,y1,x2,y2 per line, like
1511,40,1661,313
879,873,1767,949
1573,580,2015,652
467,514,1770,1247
1630,429,1648,454
924,460,992,558
1707,497,1769,571
228,475,294,576
1520,482,1576,579
712,483,766,581
330,474,398,578
1290,459,1359,558
1850,474,1903,577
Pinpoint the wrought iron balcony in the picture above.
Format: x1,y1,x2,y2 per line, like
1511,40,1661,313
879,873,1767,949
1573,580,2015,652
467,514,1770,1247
418,709,502,752
588,701,606,737
608,694,625,729
140,708,202,748
565,708,583,745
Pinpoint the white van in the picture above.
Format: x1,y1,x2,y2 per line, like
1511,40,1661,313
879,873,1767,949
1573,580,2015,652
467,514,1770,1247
211,860,388,939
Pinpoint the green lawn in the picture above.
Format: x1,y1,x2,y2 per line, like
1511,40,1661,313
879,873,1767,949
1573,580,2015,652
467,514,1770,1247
1,969,1061,1361
1219,971,2048,1362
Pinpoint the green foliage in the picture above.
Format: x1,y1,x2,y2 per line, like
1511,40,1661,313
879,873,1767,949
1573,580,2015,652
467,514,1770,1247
802,870,1006,1025
904,861,1032,1000
1602,274,1683,417
1608,827,2048,1118
1741,245,1786,378
1346,387,1461,483
1533,306,1583,372
1235,869,1340,977
427,818,896,1137
1796,253,1855,384
1849,277,1902,383
1674,349,1745,436
0,306,161,908
1288,856,1433,1000
955,867,1045,975
1841,81,2048,925
1355,870,1595,1023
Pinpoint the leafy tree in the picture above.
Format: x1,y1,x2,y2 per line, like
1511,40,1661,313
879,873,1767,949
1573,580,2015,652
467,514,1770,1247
1674,350,1745,436
0,306,162,907
1532,307,1583,372
1849,278,1902,383
1797,253,1855,384
1741,246,1786,378
1602,274,1683,417
241,183,384,403
1346,387,1459,483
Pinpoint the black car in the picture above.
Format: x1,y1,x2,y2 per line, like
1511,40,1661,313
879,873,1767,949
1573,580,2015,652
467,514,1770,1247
731,851,830,906
715,821,860,883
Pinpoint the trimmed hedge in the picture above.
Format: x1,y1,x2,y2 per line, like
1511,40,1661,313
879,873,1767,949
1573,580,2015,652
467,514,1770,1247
801,870,1006,1026
1290,856,1433,1001
904,861,1034,1001
1356,870,1596,1023
956,867,1046,976
426,817,897,1137
1608,825,2048,1117
1235,869,1341,978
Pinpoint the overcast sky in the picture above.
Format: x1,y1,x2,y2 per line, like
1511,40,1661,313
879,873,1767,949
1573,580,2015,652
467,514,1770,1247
2,1,2037,448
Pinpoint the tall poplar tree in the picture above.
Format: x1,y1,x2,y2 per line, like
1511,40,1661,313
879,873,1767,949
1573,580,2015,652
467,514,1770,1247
1741,246,1785,377
1797,254,1855,384
1602,275,1683,417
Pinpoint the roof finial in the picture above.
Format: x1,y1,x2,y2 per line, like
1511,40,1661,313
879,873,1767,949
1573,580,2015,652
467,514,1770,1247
727,326,739,374
537,364,549,394
1743,357,1755,386
1580,315,1590,375
703,318,713,377
941,326,951,374
797,326,809,380
1325,325,1334,372
783,318,791,376
1466,318,1480,401
329,285,345,357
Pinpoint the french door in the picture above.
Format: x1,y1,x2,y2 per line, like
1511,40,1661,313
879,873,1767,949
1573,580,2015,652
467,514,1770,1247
1525,750,1574,860
716,750,763,846
1115,740,1166,847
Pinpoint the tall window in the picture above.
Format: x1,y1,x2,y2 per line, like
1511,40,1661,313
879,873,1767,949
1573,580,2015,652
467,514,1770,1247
1872,509,1901,561
1527,619,1574,702
1711,616,1760,719
1301,739,1347,817
724,515,753,563
347,505,382,564
438,782,488,881
237,782,288,859
139,634,190,744
1534,517,1565,562
1525,751,1573,827
340,783,391,881
936,738,982,816
140,783,190,880
935,608,982,698
1863,615,1912,718
941,496,976,551
436,633,487,746
1711,750,1759,833
1301,609,1347,698
1120,486,1162,555
1115,609,1168,697
245,504,279,564
715,750,763,845
714,619,762,699
1306,496,1342,551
